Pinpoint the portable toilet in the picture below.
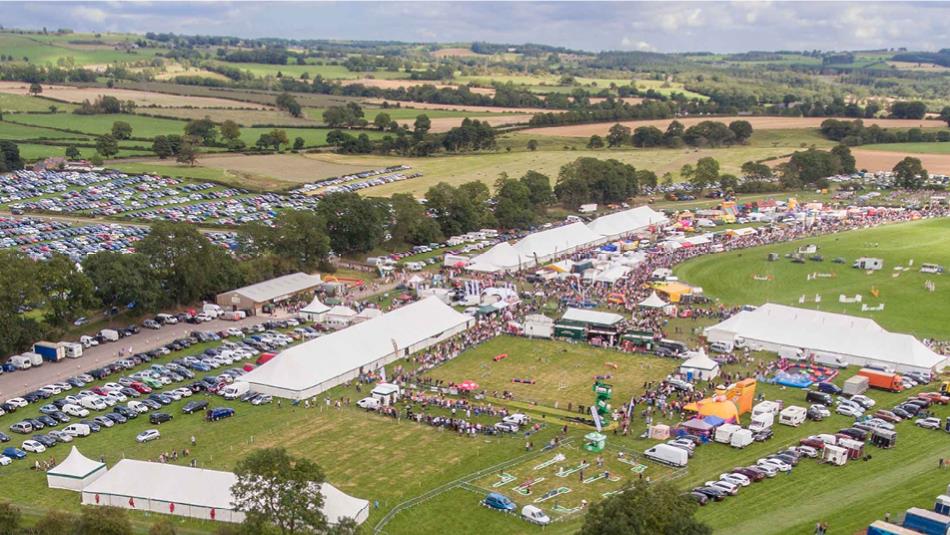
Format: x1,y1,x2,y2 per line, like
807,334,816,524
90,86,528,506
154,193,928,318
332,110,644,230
822,444,848,466
935,495,950,516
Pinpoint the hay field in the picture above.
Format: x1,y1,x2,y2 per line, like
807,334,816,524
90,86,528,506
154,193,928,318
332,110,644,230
341,78,495,95
365,99,552,114
851,149,950,173
418,114,533,133
521,116,942,137
0,82,270,109
431,47,482,58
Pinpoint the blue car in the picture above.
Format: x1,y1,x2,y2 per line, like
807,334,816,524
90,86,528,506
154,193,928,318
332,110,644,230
3,447,26,460
483,492,516,512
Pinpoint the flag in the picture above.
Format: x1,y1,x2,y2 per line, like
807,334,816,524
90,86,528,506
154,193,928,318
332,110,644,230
128,497,135,508
210,508,216,520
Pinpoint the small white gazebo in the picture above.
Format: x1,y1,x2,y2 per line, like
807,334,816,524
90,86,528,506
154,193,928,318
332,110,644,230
638,291,668,309
300,297,331,322
47,446,107,491
679,348,721,381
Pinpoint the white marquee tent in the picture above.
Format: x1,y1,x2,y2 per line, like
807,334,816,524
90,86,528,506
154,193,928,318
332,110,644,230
704,303,947,374
587,206,668,239
240,297,474,399
81,459,369,525
47,446,106,491
639,291,668,309
299,297,331,322
679,348,721,380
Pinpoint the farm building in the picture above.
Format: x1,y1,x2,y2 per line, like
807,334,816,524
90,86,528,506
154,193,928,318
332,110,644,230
239,297,474,399
216,272,321,315
703,303,947,374
554,308,625,344
80,459,369,525
46,447,106,491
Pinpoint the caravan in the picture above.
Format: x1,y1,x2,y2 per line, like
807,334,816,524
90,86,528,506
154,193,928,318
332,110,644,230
779,406,807,427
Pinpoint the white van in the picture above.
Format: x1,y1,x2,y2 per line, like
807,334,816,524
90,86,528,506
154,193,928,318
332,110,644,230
778,347,804,361
156,313,178,325
710,340,734,353
356,397,380,410
80,396,107,411
24,352,43,367
521,505,551,525
79,335,98,348
63,423,91,437
405,261,424,271
62,404,89,417
203,304,223,318
9,355,32,370
644,444,688,467
60,342,83,359
100,329,119,342
222,382,250,400
371,383,401,406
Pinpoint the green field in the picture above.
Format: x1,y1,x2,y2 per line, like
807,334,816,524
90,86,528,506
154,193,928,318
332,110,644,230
207,60,411,80
0,32,162,67
862,142,950,154
0,94,76,113
674,218,950,339
110,162,240,182
9,113,188,139
14,143,151,161
0,119,92,141
304,106,500,123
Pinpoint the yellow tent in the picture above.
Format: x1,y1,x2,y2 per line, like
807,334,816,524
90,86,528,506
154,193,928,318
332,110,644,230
684,396,740,423
653,281,694,303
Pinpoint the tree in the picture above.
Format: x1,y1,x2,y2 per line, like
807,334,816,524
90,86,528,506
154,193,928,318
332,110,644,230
0,141,23,173
40,254,97,326
33,510,76,535
718,173,739,191
0,251,43,358
275,93,302,117
231,448,329,535
269,129,289,151
892,156,928,189
740,161,772,179
390,193,443,246
556,157,639,208
293,137,305,151
425,182,494,236
684,121,736,147
520,170,553,207
95,134,119,158
184,117,217,145
0,503,21,535
373,112,392,131
527,139,539,151
635,169,658,189
220,120,241,142
606,123,631,147
316,193,386,254
578,481,711,535
587,135,605,149
728,120,753,142
939,106,950,127
493,177,535,230
28,82,42,96
65,145,81,159
76,506,132,535
632,126,663,148
691,157,720,190
176,140,198,166
413,114,431,139
831,144,856,173
889,101,927,119
241,210,330,271
152,136,173,159
111,121,132,140
82,252,163,311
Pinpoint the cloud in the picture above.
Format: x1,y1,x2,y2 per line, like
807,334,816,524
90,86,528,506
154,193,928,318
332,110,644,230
70,6,108,23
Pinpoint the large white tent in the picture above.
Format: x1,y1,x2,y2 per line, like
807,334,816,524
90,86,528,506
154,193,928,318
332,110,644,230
587,206,668,239
240,297,473,399
47,446,106,491
704,303,947,374
80,459,369,525
512,221,604,265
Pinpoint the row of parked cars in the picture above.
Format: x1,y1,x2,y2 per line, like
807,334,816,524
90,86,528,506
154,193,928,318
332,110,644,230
690,443,813,505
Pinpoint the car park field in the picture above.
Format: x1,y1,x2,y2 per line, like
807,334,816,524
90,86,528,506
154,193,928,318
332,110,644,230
674,218,950,338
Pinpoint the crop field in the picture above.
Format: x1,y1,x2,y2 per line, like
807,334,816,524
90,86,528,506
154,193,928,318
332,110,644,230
339,78,496,95
364,100,553,114
116,82,362,109
851,149,950,174
860,142,950,155
143,108,321,127
0,94,76,113
674,218,950,339
8,113,189,139
205,61,411,80
0,82,270,109
422,336,678,410
520,116,942,138
0,32,163,67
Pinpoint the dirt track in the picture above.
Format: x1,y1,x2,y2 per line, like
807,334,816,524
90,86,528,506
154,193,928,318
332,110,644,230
521,116,942,137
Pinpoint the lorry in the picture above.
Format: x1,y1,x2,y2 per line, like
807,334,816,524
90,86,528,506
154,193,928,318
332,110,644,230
100,329,120,342
644,444,688,467
33,341,66,363
749,412,774,433
715,423,742,444
902,507,950,535
857,368,904,392
59,342,83,359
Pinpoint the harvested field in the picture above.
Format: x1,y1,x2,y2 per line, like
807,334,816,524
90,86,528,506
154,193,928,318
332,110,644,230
521,116,943,137
366,99,551,114
139,107,321,127
768,149,950,174
0,82,270,109
588,96,644,105
419,114,533,133
117,82,361,108
342,78,495,95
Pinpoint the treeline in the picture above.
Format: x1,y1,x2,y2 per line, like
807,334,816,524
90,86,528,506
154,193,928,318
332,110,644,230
590,120,753,149
891,49,950,68
820,119,950,146
0,63,98,84
73,95,137,115
554,157,654,209
218,47,290,65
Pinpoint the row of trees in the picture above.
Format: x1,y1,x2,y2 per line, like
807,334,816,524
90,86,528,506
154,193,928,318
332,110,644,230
596,120,753,150
820,118,950,146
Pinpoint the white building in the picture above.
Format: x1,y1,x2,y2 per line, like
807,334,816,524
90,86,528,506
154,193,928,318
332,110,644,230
704,303,947,374
240,297,473,399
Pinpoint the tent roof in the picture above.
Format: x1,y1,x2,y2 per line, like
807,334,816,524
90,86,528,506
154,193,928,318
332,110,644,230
639,291,668,308
301,297,330,315
513,222,602,260
326,305,357,317
588,206,668,238
240,297,471,393
48,446,105,479
705,303,946,370
561,307,624,326
467,242,522,272
224,272,321,303
681,348,719,370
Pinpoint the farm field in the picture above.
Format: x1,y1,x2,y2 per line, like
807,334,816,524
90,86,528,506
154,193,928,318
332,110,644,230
0,82,270,109
0,94,76,113
305,106,502,122
207,61,411,80
340,78,496,95
8,112,190,139
0,32,162,67
364,100,553,114
422,336,678,409
116,82,361,109
674,218,950,339
109,162,240,182
521,116,944,138
0,119,92,141
16,143,150,161
861,142,950,155
850,149,950,174
138,108,320,127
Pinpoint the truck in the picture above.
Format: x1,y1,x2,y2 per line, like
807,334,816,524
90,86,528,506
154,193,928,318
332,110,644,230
100,329,120,342
857,368,904,392
843,375,869,396
33,341,66,363
59,342,83,359
749,412,774,432
715,423,742,444
902,507,950,535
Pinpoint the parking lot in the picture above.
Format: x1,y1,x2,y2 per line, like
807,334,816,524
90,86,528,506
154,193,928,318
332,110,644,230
0,311,292,399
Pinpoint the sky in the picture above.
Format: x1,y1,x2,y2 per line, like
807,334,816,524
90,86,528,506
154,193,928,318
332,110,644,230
5,1,948,53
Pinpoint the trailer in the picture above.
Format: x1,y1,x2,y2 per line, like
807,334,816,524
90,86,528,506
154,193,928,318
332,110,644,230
23,352,43,367
779,405,807,427
867,520,925,535
730,429,754,448
902,507,950,535
714,423,742,444
33,341,66,362
871,429,897,449
58,342,83,359
843,375,869,396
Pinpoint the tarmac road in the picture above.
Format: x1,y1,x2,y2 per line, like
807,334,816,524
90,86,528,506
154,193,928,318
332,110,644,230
0,311,292,400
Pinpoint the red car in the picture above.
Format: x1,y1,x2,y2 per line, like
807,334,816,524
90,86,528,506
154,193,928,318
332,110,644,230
130,382,152,394
91,386,110,396
919,393,950,405
799,437,825,449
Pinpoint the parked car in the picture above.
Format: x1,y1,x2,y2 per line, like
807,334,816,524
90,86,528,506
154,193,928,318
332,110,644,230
916,417,941,430
149,412,173,425
206,407,235,421
691,486,727,501
22,440,46,453
136,429,161,443
483,492,516,512
182,400,209,414
2,447,26,460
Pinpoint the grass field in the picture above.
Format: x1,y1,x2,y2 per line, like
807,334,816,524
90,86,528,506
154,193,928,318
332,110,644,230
422,336,677,410
16,143,150,161
207,61,411,80
147,108,321,127
109,162,239,182
0,32,162,67
674,218,950,339
861,142,950,155
0,82,268,109
0,94,76,113
9,113,188,139
0,120,92,141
